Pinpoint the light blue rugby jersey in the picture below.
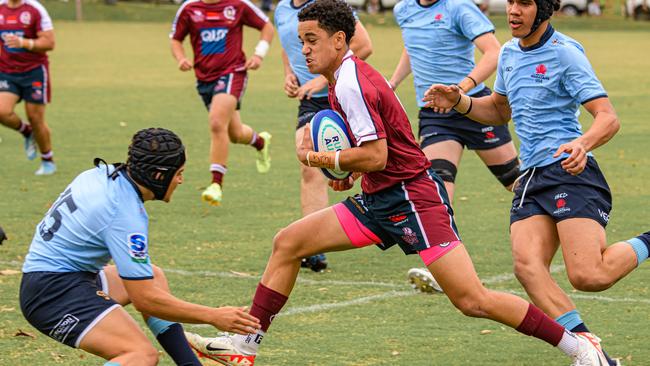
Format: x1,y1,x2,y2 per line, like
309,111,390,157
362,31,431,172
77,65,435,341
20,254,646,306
275,0,357,99
494,25,607,170
394,0,494,107
23,165,154,280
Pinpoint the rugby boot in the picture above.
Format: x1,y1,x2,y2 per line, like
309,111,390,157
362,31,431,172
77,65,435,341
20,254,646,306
185,332,255,366
202,183,223,206
255,132,271,174
571,332,609,366
35,161,56,175
407,267,444,293
301,253,328,272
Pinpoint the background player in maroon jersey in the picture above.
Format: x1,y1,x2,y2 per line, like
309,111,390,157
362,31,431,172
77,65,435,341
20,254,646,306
170,0,274,206
0,0,56,175
184,1,608,365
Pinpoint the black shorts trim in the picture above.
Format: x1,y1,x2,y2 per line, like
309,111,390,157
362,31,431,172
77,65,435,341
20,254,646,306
296,96,330,130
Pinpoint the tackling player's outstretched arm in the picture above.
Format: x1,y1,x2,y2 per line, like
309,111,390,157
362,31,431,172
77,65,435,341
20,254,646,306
423,84,512,125
122,279,260,335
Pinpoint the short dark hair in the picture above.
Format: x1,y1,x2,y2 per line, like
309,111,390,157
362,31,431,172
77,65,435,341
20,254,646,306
298,0,356,44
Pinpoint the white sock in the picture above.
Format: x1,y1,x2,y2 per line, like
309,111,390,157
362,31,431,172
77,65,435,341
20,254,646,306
232,330,265,355
556,330,580,357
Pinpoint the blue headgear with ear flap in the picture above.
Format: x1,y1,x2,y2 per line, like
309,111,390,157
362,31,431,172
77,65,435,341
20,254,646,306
526,0,561,38
126,128,186,200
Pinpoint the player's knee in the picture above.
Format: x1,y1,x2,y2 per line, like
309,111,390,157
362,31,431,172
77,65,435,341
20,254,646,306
272,227,301,260
0,106,14,121
567,269,613,292
450,290,490,318
512,257,541,287
487,158,520,188
429,159,457,183
209,117,228,134
300,164,325,184
138,345,160,366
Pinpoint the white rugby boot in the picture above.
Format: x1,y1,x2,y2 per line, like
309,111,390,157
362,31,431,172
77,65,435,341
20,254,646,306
185,332,256,366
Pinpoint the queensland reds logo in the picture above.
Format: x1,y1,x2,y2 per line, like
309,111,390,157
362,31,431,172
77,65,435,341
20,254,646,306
190,10,205,22
401,227,419,245
223,6,236,21
20,11,31,25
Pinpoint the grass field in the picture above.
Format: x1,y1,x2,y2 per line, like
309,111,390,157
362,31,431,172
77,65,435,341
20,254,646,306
0,6,649,365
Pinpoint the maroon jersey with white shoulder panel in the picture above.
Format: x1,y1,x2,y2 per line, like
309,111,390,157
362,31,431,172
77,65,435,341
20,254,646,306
0,0,52,73
170,0,268,82
328,52,430,194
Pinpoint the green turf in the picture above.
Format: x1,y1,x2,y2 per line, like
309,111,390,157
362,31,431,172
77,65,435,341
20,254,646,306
0,14,649,366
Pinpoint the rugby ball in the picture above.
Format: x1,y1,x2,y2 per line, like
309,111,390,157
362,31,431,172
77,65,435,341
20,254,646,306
310,109,352,180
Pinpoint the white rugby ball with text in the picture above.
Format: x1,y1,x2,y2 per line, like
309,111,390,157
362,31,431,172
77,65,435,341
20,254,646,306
310,109,352,180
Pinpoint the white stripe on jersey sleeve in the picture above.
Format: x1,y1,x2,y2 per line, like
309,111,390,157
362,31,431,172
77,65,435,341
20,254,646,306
26,0,53,31
241,0,270,23
335,59,378,145
170,0,200,38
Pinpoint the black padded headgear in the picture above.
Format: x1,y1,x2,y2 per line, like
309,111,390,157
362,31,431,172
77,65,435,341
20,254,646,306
527,0,561,37
127,128,186,200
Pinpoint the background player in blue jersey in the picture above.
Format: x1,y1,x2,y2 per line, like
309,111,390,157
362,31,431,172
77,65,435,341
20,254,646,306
423,0,650,364
20,128,260,366
275,0,372,272
390,0,520,294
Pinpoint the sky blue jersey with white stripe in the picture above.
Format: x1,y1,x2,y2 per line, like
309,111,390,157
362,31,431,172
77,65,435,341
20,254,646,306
23,165,153,280
394,0,494,107
494,26,607,170
275,0,357,99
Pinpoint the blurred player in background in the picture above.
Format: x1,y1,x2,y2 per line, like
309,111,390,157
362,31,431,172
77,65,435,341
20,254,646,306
275,0,372,272
0,0,56,175
20,128,260,366
185,2,608,365
171,0,274,206
422,0,650,364
390,0,520,293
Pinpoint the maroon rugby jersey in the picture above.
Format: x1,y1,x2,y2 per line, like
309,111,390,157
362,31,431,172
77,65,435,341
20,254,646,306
328,51,430,194
0,0,52,73
170,0,268,82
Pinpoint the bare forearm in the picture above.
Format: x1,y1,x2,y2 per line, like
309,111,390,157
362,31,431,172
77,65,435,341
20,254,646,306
306,145,387,172
575,111,619,151
389,49,411,90
458,49,498,93
456,94,511,125
170,40,187,62
134,290,215,324
350,21,372,60
281,51,293,76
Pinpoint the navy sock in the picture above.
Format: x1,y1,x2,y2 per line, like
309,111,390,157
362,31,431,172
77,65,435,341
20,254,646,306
639,232,650,250
147,318,201,366
570,323,589,333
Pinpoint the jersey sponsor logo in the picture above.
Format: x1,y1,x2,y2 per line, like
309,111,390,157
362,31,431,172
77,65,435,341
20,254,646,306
505,66,513,72
6,15,17,24
96,290,111,300
127,233,149,264
200,27,228,55
401,227,419,245
531,64,550,83
389,214,408,225
224,5,236,20
1,30,26,52
190,10,205,22
49,314,79,343
20,11,31,25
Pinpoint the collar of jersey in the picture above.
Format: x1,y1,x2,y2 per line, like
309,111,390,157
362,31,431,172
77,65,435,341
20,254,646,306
334,50,354,81
518,24,555,52
120,170,145,202
416,0,442,9
290,0,313,10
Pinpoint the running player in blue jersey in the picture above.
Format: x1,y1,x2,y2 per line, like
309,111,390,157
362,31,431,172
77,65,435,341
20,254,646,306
20,128,260,366
423,0,650,364
275,0,372,272
390,0,520,294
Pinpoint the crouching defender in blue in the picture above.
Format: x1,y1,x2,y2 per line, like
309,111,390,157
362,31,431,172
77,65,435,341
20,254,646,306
423,0,650,364
20,128,261,366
